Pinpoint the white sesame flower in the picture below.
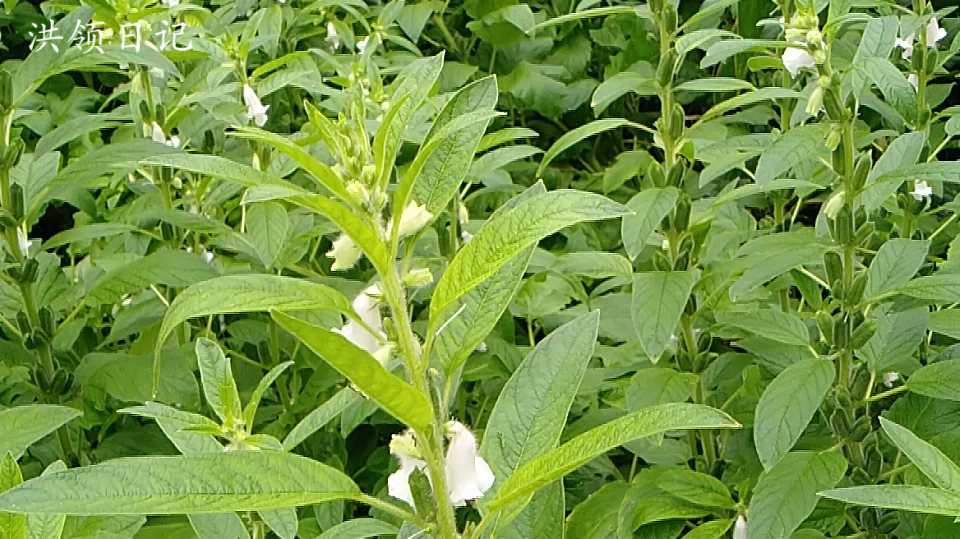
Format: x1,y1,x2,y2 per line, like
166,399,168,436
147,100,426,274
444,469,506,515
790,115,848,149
734,515,748,539
150,67,165,78
242,84,269,127
327,234,362,271
926,18,947,46
445,421,495,506
357,36,370,53
908,73,919,91
392,201,433,239
388,431,427,507
896,33,915,60
333,284,387,360
326,22,340,49
118,62,129,70
911,180,932,201
202,250,214,264
161,0,179,6
151,122,166,144
782,46,816,77
461,231,473,244
883,371,900,388
16,227,29,258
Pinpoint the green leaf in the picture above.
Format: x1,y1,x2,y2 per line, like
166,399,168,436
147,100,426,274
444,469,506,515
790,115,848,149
874,162,960,186
631,271,697,361
283,388,360,451
592,73,658,114
864,239,930,300
861,57,917,123
755,124,828,184
271,311,433,432
747,452,847,539
25,461,67,539
674,78,755,93
717,308,810,346
551,252,633,280
141,154,306,195
0,406,82,460
858,308,928,372
243,361,294,428
316,518,399,539
700,39,785,68
754,359,835,470
87,250,219,306
526,6,652,34
859,131,925,211
259,508,297,539
537,119,631,178
729,230,828,300
899,274,960,302
480,311,600,537
412,76,499,215
655,469,734,509
819,485,960,516
1,452,25,539
621,188,679,260
195,339,243,426
430,188,630,328
880,417,960,491
907,361,960,402
682,519,733,539
488,403,738,512
42,223,139,250
121,402,222,455
246,202,290,269
711,178,820,207
626,368,699,411
0,452,360,514
698,88,802,124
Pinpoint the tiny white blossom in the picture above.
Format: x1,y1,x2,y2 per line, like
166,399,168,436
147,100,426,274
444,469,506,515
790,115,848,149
242,84,269,127
357,36,370,53
908,73,919,91
16,227,29,258
202,250,214,264
161,0,180,6
151,122,166,144
911,180,933,201
327,234,362,271
150,67,165,78
393,201,433,239
118,62,129,70
388,431,427,506
461,231,473,244
883,371,900,388
326,22,341,49
926,18,948,46
445,421,495,506
333,284,388,361
734,515,748,539
782,46,816,77
895,33,915,60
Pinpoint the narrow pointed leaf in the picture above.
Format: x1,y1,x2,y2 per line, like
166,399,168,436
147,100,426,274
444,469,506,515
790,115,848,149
0,406,82,460
819,485,960,516
880,417,960,491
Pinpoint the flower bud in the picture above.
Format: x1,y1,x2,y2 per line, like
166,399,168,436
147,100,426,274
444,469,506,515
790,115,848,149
402,267,433,288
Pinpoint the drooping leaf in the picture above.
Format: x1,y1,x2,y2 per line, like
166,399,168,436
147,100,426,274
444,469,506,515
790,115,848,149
536,119,632,177
0,406,82,460
880,417,960,491
631,271,697,361
621,188,679,260
819,485,960,516
907,361,960,402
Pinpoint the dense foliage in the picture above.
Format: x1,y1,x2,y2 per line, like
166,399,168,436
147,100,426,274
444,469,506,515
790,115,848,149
2,0,960,538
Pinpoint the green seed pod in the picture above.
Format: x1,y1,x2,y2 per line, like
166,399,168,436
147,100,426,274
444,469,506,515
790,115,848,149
19,258,38,283
697,332,712,353
31,326,50,346
836,385,853,410
38,307,55,336
3,138,24,170
877,512,899,534
835,205,852,244
649,0,663,14
669,104,685,140
51,370,68,395
684,295,697,316
926,48,939,74
154,104,166,126
202,130,215,154
851,465,872,486
663,5,678,33
865,445,883,477
16,311,30,334
830,409,850,437
674,251,690,271
677,234,694,260
849,415,871,442
816,311,834,344
823,89,845,121
667,161,685,187
657,50,678,88
830,278,844,301
859,507,879,530
852,154,871,191
854,221,875,246
831,146,846,178
139,101,152,123
850,318,877,349
648,162,666,187
847,273,868,306
653,250,672,271
834,316,848,348
824,251,843,286
674,198,691,232
0,69,11,112
917,107,932,127
10,183,24,221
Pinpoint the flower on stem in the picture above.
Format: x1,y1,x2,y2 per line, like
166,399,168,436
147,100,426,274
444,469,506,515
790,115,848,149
150,122,180,148
883,371,900,388
896,18,948,60
734,515,748,539
327,234,362,271
161,0,179,7
388,431,427,507
782,46,816,78
444,420,495,507
389,201,433,239
242,84,269,127
911,180,932,201
326,22,341,50
16,227,30,258
357,36,370,53
908,73,919,91
333,283,391,364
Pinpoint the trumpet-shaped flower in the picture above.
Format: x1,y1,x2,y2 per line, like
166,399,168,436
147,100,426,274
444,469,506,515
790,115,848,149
16,227,30,258
390,201,433,239
333,283,387,360
388,431,427,506
357,36,370,53
150,122,180,148
782,46,816,77
327,234,362,271
326,22,341,50
912,180,933,201
734,515,747,539
242,84,269,127
908,73,919,91
444,421,495,506
883,371,901,388
897,18,948,60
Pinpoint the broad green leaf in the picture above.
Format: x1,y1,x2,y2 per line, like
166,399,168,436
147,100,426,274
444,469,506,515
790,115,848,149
42,224,139,250
488,403,738,512
551,252,633,280
861,57,917,122
864,239,930,300
430,188,630,328
246,202,289,269
747,452,847,539
0,452,360,514
0,406,82,460
195,339,243,426
880,417,960,491
271,311,433,432
25,461,67,539
675,29,740,55
592,73,658,114
87,250,218,306
287,193,390,273
674,78,755,93
141,154,307,195
626,368,699,411
711,178,820,207
73,351,199,408
434,178,543,373
698,88,802,124
411,76,499,215
755,124,828,184
566,481,627,539
717,308,810,346
283,388,360,451
1,452,24,539
631,271,697,361
754,359,835,470
621,187,679,260
899,274,960,302
655,469,734,509
907,361,960,402
527,6,651,34
316,518,399,539
243,361,294,428
858,308,928,372
537,119,631,178
679,0,742,32
683,519,733,539
121,402,222,455
700,39,785,68
859,131,925,211
729,230,828,300
259,509,297,539
480,312,600,537
874,162,960,186
931,309,960,339
819,485,960,516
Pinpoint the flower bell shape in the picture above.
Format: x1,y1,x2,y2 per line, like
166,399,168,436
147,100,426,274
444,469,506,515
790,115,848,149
150,122,180,148
897,18,948,60
444,421,495,507
357,36,370,53
911,180,933,201
388,431,427,507
334,283,388,361
782,47,816,77
908,73,919,91
392,201,433,239
16,227,29,258
734,515,747,539
327,234,362,271
326,22,341,50
883,371,901,388
242,84,269,127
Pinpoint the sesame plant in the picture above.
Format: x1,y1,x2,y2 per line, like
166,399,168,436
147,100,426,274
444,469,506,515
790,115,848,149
2,0,960,538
